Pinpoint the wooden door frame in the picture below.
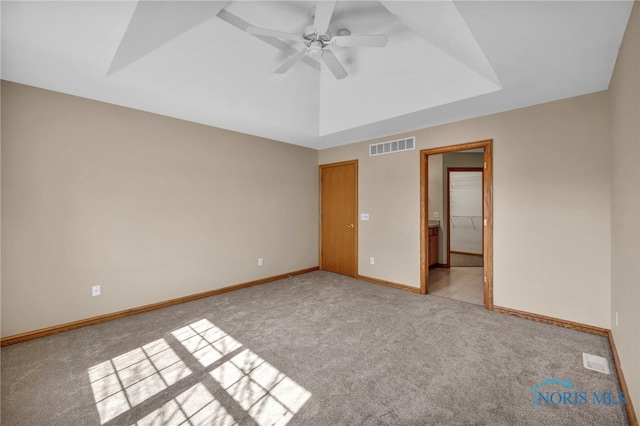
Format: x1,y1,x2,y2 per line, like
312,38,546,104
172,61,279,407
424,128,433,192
420,140,494,310
446,167,484,268
319,160,359,277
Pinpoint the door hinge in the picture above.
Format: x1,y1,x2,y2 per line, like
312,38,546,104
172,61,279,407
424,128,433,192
484,218,487,227
484,276,487,283
484,162,487,169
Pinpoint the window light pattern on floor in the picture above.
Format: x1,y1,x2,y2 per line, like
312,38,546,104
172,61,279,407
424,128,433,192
210,349,311,426
135,383,235,426
88,338,192,424
171,319,242,367
88,319,311,425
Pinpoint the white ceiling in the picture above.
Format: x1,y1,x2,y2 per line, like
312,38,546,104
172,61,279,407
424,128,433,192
1,1,634,150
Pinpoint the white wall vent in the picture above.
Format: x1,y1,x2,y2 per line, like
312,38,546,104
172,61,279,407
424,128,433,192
582,353,610,374
370,136,415,156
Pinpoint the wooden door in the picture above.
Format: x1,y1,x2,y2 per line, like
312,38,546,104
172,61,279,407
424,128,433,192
320,160,358,277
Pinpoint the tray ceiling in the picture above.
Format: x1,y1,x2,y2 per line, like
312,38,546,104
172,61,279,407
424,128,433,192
1,1,634,149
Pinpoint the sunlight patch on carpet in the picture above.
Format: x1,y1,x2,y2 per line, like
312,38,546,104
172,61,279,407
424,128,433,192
171,319,242,367
88,338,192,423
211,349,312,426
88,318,311,425
135,383,235,426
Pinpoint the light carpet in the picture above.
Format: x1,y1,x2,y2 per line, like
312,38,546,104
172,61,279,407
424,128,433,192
1,271,629,425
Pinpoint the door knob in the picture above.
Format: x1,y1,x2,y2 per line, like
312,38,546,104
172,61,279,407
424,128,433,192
346,224,355,228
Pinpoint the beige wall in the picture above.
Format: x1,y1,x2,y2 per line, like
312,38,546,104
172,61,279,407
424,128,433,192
0,5,2,333
610,2,640,413
320,91,611,329
1,81,319,337
323,143,421,286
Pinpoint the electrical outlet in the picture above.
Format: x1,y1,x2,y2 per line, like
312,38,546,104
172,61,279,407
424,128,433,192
92,285,101,297
258,258,263,267
370,257,375,265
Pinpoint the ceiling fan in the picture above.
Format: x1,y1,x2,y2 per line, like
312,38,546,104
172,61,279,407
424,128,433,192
246,1,388,80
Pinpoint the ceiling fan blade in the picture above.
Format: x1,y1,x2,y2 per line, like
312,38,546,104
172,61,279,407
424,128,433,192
321,49,347,80
247,26,301,41
332,34,388,48
313,0,336,35
274,50,307,74
218,10,320,72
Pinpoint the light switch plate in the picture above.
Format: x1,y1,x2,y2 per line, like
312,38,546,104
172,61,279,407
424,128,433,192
360,213,369,221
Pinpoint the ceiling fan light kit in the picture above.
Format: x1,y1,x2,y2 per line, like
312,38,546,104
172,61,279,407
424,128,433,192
246,0,388,80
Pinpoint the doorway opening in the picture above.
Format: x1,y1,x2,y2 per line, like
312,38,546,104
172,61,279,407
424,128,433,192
420,140,493,309
448,168,484,268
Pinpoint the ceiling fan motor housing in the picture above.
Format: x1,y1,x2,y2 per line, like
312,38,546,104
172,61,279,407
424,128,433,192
303,25,332,47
